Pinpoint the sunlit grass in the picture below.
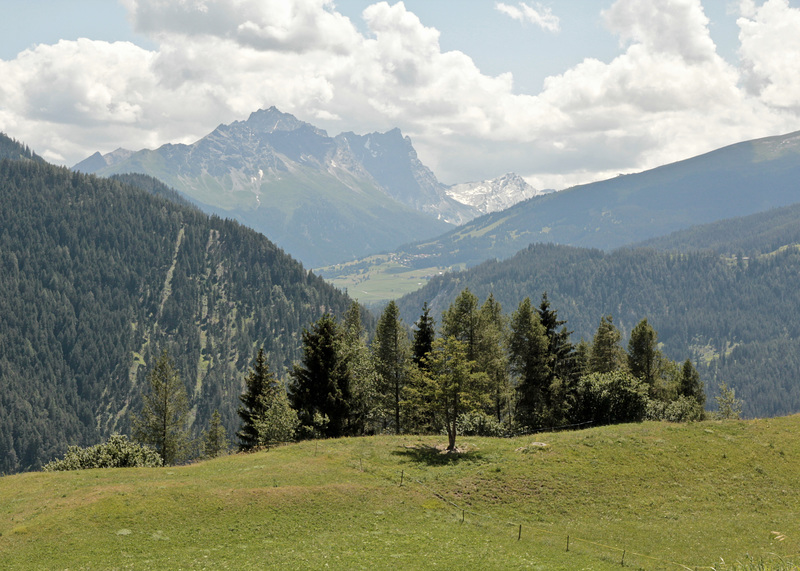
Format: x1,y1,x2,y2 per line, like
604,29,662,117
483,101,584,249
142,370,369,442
2,417,800,569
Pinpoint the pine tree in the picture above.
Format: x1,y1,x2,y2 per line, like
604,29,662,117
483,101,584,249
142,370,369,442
442,288,480,362
373,301,410,434
508,297,550,429
421,337,488,451
412,302,436,370
132,349,190,465
677,359,705,407
237,348,277,450
589,315,626,374
477,294,509,422
627,318,661,388
289,314,352,438
203,410,229,458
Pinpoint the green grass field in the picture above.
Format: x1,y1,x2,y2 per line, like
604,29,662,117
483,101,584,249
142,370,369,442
316,255,460,304
3,418,800,569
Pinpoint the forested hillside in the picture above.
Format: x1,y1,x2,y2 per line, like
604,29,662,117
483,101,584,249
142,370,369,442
635,202,800,256
396,242,800,418
0,144,356,473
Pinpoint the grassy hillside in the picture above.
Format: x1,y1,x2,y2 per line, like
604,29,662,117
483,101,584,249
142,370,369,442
2,418,800,569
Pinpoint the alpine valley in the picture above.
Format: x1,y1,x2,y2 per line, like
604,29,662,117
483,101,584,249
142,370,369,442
4,115,800,480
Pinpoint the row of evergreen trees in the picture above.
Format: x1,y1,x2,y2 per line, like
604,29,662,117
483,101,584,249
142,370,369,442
45,289,708,469
239,290,706,453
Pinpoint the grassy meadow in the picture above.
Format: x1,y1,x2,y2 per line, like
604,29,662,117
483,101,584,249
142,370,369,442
2,417,800,569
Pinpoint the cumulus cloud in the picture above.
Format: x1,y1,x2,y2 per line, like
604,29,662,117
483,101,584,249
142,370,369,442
495,2,560,32
737,0,800,111
1,0,800,187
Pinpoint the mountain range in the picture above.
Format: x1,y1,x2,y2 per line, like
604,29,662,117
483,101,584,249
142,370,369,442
75,108,542,267
324,129,800,290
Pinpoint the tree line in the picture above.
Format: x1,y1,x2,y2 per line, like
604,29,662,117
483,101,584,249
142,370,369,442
243,290,704,454
45,288,706,469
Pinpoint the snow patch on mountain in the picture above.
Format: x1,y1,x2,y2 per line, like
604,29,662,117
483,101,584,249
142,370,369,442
446,173,545,214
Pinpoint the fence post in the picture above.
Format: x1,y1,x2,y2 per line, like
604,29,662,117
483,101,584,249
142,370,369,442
566,535,569,552
518,525,522,541
400,470,404,486
461,510,465,523
621,549,625,566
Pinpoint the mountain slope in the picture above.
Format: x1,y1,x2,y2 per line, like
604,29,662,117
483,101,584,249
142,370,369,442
74,107,456,267
0,144,357,473
396,239,800,419
391,130,800,269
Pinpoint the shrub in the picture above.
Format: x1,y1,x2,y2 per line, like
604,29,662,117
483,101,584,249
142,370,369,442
645,395,706,422
457,411,508,437
43,434,163,471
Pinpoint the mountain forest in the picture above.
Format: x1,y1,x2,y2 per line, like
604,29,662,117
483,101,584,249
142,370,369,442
0,141,356,473
3,120,800,476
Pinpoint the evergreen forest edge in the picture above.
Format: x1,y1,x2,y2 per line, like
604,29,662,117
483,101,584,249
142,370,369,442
1,132,798,473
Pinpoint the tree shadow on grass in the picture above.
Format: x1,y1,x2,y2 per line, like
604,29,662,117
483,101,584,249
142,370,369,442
391,444,484,466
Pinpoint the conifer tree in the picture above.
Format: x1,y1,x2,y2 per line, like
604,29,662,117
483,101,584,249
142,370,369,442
477,294,510,422
237,347,277,450
627,318,661,388
132,349,190,465
508,297,550,428
203,410,229,458
677,359,705,407
412,302,436,370
442,288,480,362
373,301,410,433
420,337,488,451
589,315,627,374
289,314,352,438
342,302,380,435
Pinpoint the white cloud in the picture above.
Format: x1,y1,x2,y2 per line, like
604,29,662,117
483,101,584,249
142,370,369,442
737,0,800,111
495,2,560,32
1,0,800,189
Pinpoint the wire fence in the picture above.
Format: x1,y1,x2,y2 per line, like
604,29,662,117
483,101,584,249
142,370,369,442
347,453,799,571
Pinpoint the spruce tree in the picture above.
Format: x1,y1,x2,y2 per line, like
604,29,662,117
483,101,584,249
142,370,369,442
412,302,436,370
508,297,550,429
289,314,352,438
627,318,661,388
237,348,277,450
132,349,190,465
589,315,626,374
373,301,410,434
203,410,229,458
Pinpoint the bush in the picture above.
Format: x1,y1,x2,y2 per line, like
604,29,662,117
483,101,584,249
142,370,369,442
43,434,163,471
645,395,706,422
575,371,649,426
456,411,508,437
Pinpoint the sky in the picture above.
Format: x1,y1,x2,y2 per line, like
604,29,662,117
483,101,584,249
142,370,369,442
1,0,799,189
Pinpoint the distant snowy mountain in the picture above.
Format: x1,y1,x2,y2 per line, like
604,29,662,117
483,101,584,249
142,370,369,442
446,173,546,215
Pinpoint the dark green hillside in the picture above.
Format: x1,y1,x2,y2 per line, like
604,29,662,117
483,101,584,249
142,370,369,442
0,133,44,163
397,242,800,418
0,155,355,474
635,201,800,256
